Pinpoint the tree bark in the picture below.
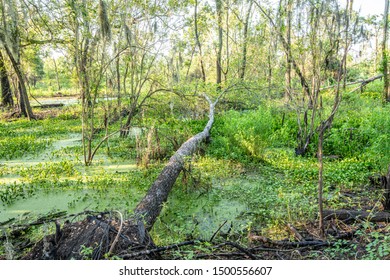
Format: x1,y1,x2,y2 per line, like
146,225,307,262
384,165,390,210
285,0,292,99
240,1,252,80
53,58,61,91
342,0,352,91
0,0,34,119
134,95,216,230
0,51,13,107
194,0,206,83
216,0,223,89
3,44,34,119
383,0,390,101
320,74,384,91
317,124,325,237
323,209,390,223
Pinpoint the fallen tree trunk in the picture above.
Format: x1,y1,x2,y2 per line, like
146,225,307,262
323,209,390,223
32,103,64,109
23,94,221,259
134,95,216,229
320,74,383,91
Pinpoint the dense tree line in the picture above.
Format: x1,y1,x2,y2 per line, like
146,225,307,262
1,0,389,258
0,0,389,178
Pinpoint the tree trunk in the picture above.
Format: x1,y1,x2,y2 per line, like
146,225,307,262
384,165,390,210
383,0,390,101
0,51,13,107
240,1,252,80
194,0,206,83
267,24,273,96
254,1,312,106
2,44,34,119
134,95,216,229
53,58,61,91
116,46,121,108
342,0,352,91
285,0,292,99
317,124,325,237
120,104,137,137
0,45,33,119
216,0,223,89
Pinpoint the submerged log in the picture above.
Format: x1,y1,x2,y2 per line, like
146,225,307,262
32,103,64,108
323,209,390,223
24,94,221,259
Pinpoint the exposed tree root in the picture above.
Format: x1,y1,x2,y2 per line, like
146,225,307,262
23,214,156,260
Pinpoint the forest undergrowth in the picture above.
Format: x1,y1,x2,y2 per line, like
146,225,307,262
0,81,389,260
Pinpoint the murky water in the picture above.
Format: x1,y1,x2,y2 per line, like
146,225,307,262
31,96,80,106
30,96,120,107
0,188,141,223
0,132,253,238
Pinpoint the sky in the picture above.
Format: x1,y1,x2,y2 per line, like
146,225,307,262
339,0,385,16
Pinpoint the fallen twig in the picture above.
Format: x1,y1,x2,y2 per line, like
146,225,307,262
219,241,257,260
286,223,305,241
209,220,227,242
120,240,199,259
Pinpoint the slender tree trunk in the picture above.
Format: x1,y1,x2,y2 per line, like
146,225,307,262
194,0,206,83
254,1,312,106
383,0,390,101
120,105,137,137
384,164,390,210
216,0,223,89
0,51,13,107
223,3,229,82
342,0,352,91
116,46,121,108
285,0,292,99
53,58,61,91
240,1,252,80
317,124,325,238
267,37,272,95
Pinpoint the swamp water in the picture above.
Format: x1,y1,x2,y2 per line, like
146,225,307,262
0,133,255,239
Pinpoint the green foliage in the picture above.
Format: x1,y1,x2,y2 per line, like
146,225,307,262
19,160,79,181
1,78,389,259
209,106,276,162
363,231,390,260
0,182,32,204
317,93,390,172
325,223,390,260
80,245,94,259
0,135,51,160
